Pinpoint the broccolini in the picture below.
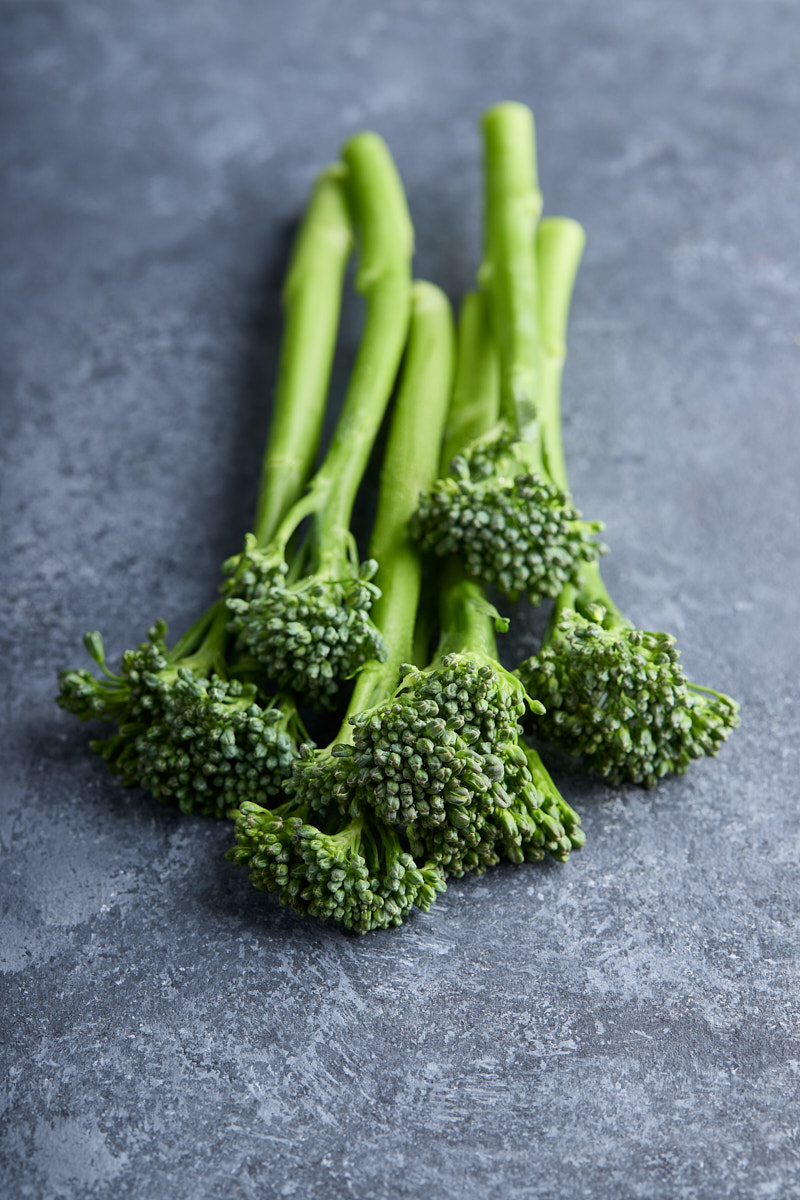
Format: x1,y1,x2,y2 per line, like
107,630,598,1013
413,103,603,603
57,163,354,813
517,216,740,785
224,132,414,707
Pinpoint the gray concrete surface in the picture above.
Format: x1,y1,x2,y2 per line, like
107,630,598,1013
1,1,799,1196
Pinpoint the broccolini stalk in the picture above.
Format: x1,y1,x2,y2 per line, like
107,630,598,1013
517,217,740,786
413,103,603,602
230,281,455,931
57,164,353,812
252,164,354,544
224,132,415,707
344,292,584,876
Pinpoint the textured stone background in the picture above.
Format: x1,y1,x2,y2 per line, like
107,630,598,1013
2,1,799,1197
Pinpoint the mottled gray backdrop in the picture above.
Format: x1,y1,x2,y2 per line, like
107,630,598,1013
1,1,799,1197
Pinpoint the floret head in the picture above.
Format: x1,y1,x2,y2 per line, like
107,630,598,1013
228,801,304,897
346,653,530,831
57,623,173,723
408,815,501,878
225,557,387,708
519,605,740,786
291,820,444,933
412,431,604,603
228,804,446,933
286,742,357,817
131,674,301,817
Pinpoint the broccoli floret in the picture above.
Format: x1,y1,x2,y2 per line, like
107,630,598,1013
346,571,584,877
224,539,384,710
412,104,603,603
117,686,303,818
228,801,445,934
518,573,740,786
224,132,414,707
492,744,585,864
305,558,585,879
58,608,307,816
408,745,584,877
413,430,603,603
343,649,528,830
58,609,224,727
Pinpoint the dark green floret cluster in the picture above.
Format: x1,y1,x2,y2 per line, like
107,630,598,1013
229,801,445,933
408,744,585,878
413,429,604,603
519,597,740,787
224,537,385,709
346,654,528,829
58,619,305,817
58,103,738,938
58,625,172,725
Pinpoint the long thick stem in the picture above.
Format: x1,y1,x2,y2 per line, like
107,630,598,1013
439,291,500,470
338,281,455,731
410,289,496,672
168,172,352,658
309,133,414,574
253,165,353,547
536,216,585,494
435,562,499,662
481,103,543,453
433,285,507,666
535,219,626,632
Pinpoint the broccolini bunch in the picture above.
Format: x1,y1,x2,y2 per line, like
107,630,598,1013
58,103,739,939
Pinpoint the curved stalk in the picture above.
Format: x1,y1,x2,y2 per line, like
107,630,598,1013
439,291,500,470
338,280,456,730
309,132,415,574
481,102,543,451
253,165,353,546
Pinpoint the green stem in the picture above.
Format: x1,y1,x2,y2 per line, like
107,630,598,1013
310,132,414,574
536,216,585,494
253,165,353,547
167,599,225,663
439,291,500,470
434,282,507,665
338,280,455,734
550,559,627,633
180,603,231,676
534,218,626,634
326,815,365,857
481,103,543,454
411,597,435,669
435,562,499,662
